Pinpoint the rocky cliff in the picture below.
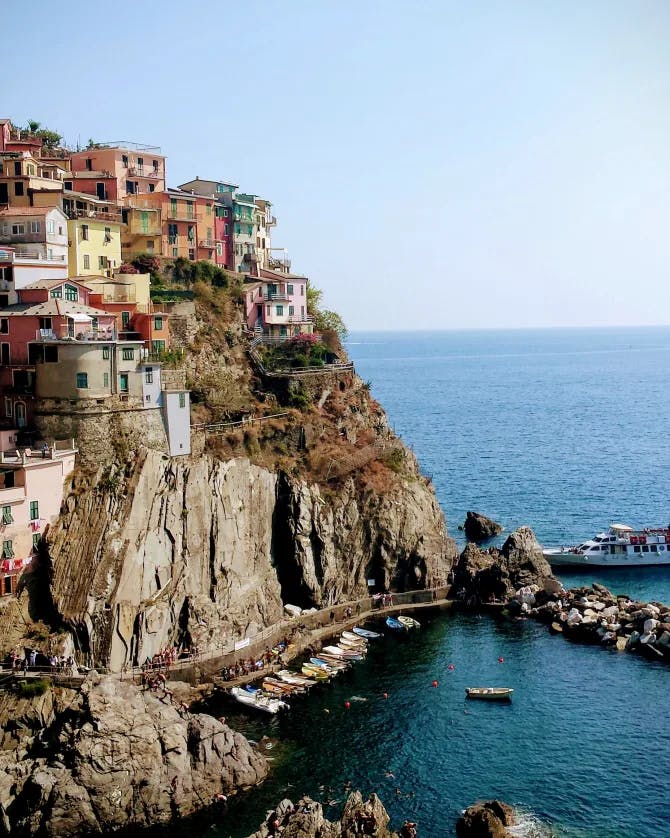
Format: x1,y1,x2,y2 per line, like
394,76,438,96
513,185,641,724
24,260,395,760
0,674,266,836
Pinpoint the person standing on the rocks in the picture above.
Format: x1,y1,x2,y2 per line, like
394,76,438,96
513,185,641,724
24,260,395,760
29,649,37,669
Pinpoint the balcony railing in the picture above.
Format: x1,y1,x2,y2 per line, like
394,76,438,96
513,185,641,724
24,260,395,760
264,291,290,302
167,210,196,222
198,240,216,249
65,208,122,223
13,251,66,263
34,327,117,342
128,167,161,178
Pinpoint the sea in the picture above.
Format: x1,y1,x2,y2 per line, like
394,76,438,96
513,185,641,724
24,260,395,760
215,327,670,838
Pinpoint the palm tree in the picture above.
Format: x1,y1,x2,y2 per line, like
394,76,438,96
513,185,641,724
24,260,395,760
26,120,41,134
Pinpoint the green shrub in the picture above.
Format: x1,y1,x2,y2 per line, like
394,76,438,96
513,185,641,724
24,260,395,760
16,678,51,698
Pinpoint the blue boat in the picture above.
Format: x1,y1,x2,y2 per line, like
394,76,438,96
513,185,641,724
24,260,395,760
386,616,405,631
353,626,381,639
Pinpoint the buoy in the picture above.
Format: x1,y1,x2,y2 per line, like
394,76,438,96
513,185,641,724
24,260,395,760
383,692,388,699
344,700,351,709
448,663,455,671
431,680,438,688
498,656,505,663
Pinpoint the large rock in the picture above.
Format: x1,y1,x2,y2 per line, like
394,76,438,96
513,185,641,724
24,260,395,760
0,675,266,836
451,527,553,602
463,511,503,543
456,800,516,837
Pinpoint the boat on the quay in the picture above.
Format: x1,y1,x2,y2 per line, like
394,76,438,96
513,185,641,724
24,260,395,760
352,626,381,639
543,523,670,567
465,687,514,701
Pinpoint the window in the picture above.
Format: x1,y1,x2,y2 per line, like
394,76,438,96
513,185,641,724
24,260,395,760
38,317,52,331
126,180,136,194
224,208,229,217
151,340,165,354
137,157,144,169
2,541,13,559
289,305,294,316
147,240,154,250
247,225,253,237
300,285,305,295
76,372,88,389
172,247,178,258
216,243,222,256
234,222,241,235
287,284,294,295
29,221,40,234
50,286,62,298
186,201,194,219
102,347,110,360
179,393,186,408
14,183,24,196
0,319,7,334
154,316,163,330
11,224,25,235
122,155,129,168
119,373,129,392
206,204,211,215
104,226,111,242
148,183,155,193
85,158,93,171
145,367,154,384
633,545,641,553
276,305,284,316
216,184,226,193
81,224,89,241
170,198,177,217
301,306,305,317
103,372,109,387
47,220,55,234
1,506,13,525
188,248,195,260
122,348,134,360
64,180,73,191
29,501,39,521
152,159,159,173
224,224,230,236
98,255,109,269
3,398,11,418
32,533,41,552
83,254,90,270
13,162,21,176
64,284,78,301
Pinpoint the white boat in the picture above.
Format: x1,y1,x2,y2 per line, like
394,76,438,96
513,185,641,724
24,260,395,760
543,523,670,568
230,686,288,714
466,687,513,701
323,645,364,660
342,630,369,645
352,626,381,639
398,616,420,629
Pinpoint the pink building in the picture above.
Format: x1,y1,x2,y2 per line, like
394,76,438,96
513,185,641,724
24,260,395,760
243,269,313,338
0,428,77,596
69,143,166,202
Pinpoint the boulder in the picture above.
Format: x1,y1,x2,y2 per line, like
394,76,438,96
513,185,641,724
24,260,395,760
456,800,516,837
463,512,503,543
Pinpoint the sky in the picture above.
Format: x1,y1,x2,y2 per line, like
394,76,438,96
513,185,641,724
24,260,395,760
4,1,670,330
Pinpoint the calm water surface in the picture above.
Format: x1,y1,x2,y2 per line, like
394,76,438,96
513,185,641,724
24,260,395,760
215,328,670,837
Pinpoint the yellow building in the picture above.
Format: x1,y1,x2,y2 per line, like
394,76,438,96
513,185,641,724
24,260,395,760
68,216,122,276
120,202,162,260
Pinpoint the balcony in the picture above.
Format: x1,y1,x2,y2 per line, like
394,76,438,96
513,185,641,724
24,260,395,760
198,240,216,249
0,485,23,504
14,250,66,263
167,209,196,222
128,167,162,178
34,326,117,342
264,291,290,302
267,255,291,272
65,208,122,224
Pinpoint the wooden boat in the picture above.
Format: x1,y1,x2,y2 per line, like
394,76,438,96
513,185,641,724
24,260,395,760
263,677,302,695
277,670,316,687
338,636,367,650
386,617,405,631
398,616,420,629
261,680,290,695
311,656,347,672
230,686,288,714
323,645,364,660
317,653,352,668
353,626,381,639
465,687,514,701
302,664,328,680
342,630,369,645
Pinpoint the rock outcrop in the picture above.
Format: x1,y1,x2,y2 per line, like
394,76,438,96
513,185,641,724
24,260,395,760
452,526,552,602
456,800,516,837
246,792,394,837
0,674,266,836
463,511,503,543
8,447,455,672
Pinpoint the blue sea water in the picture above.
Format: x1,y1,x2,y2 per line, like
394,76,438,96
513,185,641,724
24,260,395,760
216,328,670,837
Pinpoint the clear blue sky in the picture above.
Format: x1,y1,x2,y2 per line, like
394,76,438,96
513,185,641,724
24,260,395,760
5,1,670,330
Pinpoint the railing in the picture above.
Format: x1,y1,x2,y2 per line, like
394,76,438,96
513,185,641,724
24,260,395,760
13,251,66,263
167,210,195,222
128,167,161,178
65,209,122,223
264,291,290,301
0,485,24,502
198,240,215,249
34,327,117,342
191,411,290,432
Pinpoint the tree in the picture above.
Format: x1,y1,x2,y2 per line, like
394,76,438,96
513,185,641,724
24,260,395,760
35,129,62,149
26,120,41,133
306,284,347,339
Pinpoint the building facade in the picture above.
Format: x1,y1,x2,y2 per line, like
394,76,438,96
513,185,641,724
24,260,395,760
69,144,166,202
243,270,313,338
0,206,68,269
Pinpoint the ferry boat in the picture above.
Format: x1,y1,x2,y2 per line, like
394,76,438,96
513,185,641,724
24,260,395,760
543,523,670,567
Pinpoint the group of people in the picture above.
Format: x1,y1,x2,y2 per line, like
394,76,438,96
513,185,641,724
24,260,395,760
7,649,76,675
220,638,290,681
141,644,195,673
372,592,394,608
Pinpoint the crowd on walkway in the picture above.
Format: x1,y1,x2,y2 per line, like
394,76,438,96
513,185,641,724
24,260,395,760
4,648,77,676
220,637,291,681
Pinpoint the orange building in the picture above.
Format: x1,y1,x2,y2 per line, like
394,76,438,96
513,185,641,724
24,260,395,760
69,143,166,202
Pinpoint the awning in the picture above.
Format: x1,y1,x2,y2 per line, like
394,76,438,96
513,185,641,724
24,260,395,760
70,313,92,323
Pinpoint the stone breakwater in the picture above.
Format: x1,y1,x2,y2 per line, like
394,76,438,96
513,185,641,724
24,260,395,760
0,674,266,836
245,793,519,837
508,581,670,662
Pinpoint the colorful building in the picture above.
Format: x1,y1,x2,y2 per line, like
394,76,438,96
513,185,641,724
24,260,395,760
254,198,276,271
0,151,66,208
0,429,77,596
67,215,122,277
0,246,67,305
243,269,313,338
126,189,214,261
0,206,68,272
120,203,162,259
177,178,238,269
69,143,166,202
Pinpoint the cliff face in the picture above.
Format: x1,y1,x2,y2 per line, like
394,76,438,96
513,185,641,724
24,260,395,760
43,447,455,671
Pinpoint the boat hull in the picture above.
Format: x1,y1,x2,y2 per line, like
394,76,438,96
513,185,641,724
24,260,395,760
543,548,670,568
465,688,513,701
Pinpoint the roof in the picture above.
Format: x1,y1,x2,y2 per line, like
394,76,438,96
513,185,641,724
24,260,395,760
0,299,112,318
178,177,239,190
0,206,64,217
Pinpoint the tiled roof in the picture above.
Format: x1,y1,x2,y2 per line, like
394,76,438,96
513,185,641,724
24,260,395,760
0,299,111,317
0,206,62,217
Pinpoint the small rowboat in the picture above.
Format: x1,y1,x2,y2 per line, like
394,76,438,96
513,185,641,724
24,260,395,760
302,664,328,680
317,653,352,668
465,687,514,701
323,645,364,660
231,686,288,714
263,677,301,695
277,670,316,687
310,657,345,674
342,630,369,645
398,616,420,629
353,626,381,639
339,636,367,650
386,617,405,631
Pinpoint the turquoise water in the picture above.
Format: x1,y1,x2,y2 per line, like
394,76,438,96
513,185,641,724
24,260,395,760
215,328,670,837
